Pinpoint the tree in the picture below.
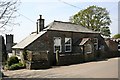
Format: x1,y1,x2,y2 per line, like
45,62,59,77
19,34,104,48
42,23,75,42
112,34,120,39
0,0,20,33
70,5,111,37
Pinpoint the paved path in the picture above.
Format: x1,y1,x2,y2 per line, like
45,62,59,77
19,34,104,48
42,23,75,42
3,57,119,78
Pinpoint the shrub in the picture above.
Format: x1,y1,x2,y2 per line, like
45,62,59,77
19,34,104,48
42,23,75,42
9,62,24,70
7,56,19,66
18,62,23,67
9,64,19,70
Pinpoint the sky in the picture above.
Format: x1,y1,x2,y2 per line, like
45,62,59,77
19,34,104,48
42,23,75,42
1,0,119,43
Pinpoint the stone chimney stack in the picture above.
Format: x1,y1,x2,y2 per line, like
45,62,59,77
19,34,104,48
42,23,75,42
36,21,39,34
37,15,44,33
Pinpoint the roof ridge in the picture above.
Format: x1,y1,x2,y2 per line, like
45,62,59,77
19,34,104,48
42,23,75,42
53,20,76,25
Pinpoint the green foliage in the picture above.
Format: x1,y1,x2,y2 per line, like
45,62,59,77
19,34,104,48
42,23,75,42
4,56,25,70
70,5,111,37
7,56,19,66
112,34,120,39
4,62,24,70
9,62,24,70
9,64,19,70
101,27,111,37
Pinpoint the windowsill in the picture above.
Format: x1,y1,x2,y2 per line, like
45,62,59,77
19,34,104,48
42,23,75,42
54,51,62,53
65,51,71,52
86,52,92,54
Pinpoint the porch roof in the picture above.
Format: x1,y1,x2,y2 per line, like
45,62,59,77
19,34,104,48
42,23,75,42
79,38,90,45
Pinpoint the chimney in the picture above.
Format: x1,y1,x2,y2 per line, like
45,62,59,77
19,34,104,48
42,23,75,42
36,21,39,34
37,15,45,33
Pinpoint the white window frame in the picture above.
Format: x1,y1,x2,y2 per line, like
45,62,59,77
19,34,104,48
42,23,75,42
118,44,120,51
65,38,72,52
53,37,62,53
94,38,98,50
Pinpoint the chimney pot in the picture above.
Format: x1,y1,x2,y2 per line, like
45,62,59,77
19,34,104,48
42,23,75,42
36,15,45,33
40,15,42,19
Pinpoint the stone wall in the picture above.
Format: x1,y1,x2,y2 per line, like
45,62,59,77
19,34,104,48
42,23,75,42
26,32,49,52
47,30,105,65
23,30,113,66
56,53,84,66
105,39,118,51
26,51,50,69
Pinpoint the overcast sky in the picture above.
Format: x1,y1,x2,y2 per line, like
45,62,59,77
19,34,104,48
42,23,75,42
1,0,119,43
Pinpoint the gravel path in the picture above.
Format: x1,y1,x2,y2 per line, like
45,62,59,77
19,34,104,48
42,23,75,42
2,57,119,78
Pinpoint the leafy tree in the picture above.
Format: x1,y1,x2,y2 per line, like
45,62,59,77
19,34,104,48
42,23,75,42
0,0,20,33
70,5,111,37
101,27,111,37
112,34,120,39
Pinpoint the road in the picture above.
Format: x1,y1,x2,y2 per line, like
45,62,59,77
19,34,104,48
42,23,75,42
3,57,119,78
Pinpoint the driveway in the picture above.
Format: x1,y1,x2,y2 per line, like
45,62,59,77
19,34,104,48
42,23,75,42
2,57,119,78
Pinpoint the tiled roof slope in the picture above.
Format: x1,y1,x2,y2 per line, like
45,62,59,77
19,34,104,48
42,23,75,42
47,21,100,33
12,31,47,49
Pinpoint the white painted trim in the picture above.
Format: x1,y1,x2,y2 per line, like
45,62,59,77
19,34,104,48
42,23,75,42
65,38,72,52
118,44,120,51
94,38,98,50
53,37,62,53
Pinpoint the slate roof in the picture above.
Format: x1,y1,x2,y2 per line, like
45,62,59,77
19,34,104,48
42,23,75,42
47,21,100,33
12,31,47,49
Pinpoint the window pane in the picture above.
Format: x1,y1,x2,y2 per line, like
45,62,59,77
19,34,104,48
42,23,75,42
54,37,61,53
118,45,120,49
93,38,98,50
54,38,61,46
65,38,72,52
65,45,71,51
55,46,60,52
65,38,71,44
118,45,120,51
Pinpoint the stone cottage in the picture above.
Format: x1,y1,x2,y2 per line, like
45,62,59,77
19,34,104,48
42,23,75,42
12,15,117,68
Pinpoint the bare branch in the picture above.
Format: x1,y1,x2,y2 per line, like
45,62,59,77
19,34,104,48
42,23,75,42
0,0,20,33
